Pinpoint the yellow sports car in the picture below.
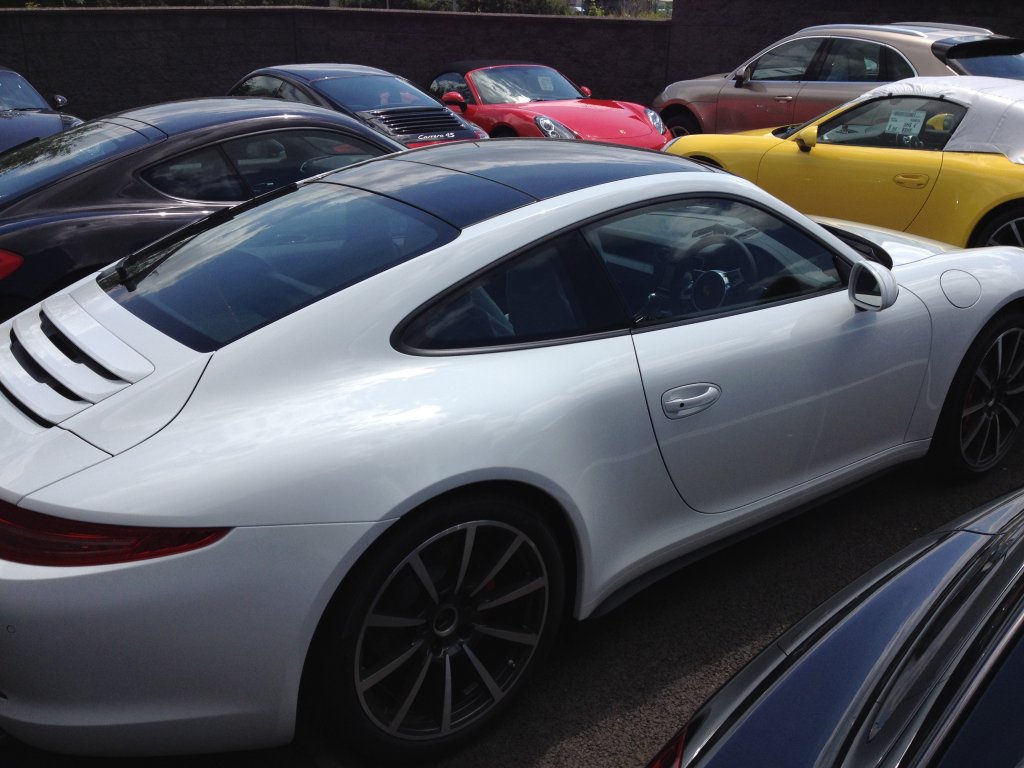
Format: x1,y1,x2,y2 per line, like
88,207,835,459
663,76,1024,247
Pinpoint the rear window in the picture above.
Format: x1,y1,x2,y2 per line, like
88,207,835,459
946,40,1024,78
100,182,458,351
312,75,440,111
0,121,149,205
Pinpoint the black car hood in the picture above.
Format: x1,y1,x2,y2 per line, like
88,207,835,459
0,109,68,154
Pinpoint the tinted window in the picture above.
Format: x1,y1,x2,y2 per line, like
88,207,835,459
883,46,916,80
951,51,1024,78
102,183,458,351
751,38,823,81
429,72,475,104
0,70,49,110
945,39,1024,78
230,75,285,98
820,39,886,82
403,230,629,350
0,121,149,205
581,197,842,324
223,130,388,193
312,75,440,111
817,96,968,150
143,130,390,202
142,145,247,202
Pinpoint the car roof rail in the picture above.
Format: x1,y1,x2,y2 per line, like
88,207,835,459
796,22,995,38
890,21,995,34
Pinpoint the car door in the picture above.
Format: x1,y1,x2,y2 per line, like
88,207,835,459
430,72,496,133
716,37,826,133
581,197,931,515
756,95,965,232
795,38,917,124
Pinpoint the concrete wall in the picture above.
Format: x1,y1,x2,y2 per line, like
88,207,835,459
2,5,1024,121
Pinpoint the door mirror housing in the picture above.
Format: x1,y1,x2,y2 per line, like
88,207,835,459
849,260,898,311
441,91,468,112
734,64,753,88
794,125,818,152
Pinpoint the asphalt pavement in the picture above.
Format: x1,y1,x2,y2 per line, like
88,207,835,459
6,443,1024,768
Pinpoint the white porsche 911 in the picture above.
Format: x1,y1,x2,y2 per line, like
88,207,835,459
1,139,1023,762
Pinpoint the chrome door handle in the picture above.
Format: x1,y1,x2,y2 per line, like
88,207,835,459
773,95,794,101
662,383,722,419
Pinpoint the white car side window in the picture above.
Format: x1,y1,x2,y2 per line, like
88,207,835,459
582,197,842,324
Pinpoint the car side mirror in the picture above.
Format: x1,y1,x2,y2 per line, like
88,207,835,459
794,125,818,152
441,91,468,113
734,65,752,88
848,260,898,311
579,85,592,97
52,94,68,109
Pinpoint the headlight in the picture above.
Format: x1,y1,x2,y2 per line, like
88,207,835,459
534,115,577,139
645,108,666,134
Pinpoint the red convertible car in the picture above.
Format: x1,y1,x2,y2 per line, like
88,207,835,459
429,61,671,149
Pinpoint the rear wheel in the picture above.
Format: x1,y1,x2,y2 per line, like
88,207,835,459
665,112,701,138
932,312,1024,475
310,493,565,762
970,204,1024,247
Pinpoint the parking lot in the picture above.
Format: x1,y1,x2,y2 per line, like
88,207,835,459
5,442,1024,768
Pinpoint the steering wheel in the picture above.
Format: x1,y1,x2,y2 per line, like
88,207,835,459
687,234,758,282
671,234,759,312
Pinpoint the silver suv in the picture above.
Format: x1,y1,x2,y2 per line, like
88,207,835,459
652,22,1024,136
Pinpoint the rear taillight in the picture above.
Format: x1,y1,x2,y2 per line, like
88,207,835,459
0,501,230,566
646,726,687,768
0,249,24,281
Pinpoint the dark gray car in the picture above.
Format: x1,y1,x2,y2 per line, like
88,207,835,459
0,66,82,154
0,97,403,319
648,486,1024,768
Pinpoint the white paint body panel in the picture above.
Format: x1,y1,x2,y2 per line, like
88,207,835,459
3,163,1024,755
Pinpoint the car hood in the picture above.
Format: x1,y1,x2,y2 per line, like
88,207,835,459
515,99,656,139
0,108,73,154
0,279,210,500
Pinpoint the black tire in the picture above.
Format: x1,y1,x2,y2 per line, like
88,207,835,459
664,111,701,138
932,311,1024,475
490,127,517,138
310,492,565,763
970,204,1024,248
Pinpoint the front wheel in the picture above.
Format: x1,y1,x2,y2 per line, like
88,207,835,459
311,493,565,762
664,111,701,138
932,312,1024,475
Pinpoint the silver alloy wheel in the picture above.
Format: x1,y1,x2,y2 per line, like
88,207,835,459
984,216,1024,247
353,520,549,740
959,327,1024,470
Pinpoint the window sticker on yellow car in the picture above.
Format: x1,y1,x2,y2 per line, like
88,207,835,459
885,109,926,138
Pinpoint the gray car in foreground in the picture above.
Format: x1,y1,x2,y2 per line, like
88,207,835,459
652,22,1024,136
648,486,1024,768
